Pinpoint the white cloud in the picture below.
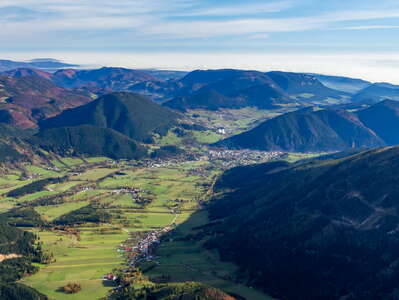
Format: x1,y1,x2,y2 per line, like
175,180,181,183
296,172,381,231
343,25,399,30
177,1,293,16
1,1,399,40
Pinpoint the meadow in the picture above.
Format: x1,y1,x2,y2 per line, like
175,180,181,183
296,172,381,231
0,157,219,299
0,151,302,299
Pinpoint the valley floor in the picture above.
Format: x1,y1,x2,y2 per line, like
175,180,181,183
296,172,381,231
0,152,310,299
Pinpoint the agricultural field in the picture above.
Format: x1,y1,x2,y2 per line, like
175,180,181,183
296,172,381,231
142,211,273,300
0,149,311,299
187,106,298,136
0,155,267,299
155,107,298,148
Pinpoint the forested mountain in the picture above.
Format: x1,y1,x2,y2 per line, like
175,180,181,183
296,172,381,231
352,82,399,103
0,59,77,72
29,125,147,159
52,67,159,92
39,92,179,142
215,100,399,152
266,71,350,102
208,146,399,299
163,69,349,111
3,66,397,114
0,74,92,128
311,74,371,94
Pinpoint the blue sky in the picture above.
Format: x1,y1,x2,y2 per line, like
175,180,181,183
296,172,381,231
0,0,398,82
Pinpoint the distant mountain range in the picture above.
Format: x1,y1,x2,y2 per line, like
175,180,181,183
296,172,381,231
1,63,399,157
215,100,399,152
163,69,350,110
52,67,159,93
0,73,92,128
208,146,399,299
311,73,371,94
2,65,399,111
353,82,399,103
0,59,78,72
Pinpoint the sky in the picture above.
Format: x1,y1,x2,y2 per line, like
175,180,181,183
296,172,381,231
0,0,398,83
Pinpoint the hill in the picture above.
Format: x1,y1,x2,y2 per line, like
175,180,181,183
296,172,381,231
0,58,77,72
215,105,385,152
266,71,349,103
0,74,92,128
353,82,399,103
357,100,399,145
208,146,399,299
52,67,159,92
163,69,290,110
39,92,180,142
164,69,348,111
3,68,53,81
29,125,147,159
311,74,371,94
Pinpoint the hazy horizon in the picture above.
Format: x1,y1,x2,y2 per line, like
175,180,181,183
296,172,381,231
1,51,398,84
1,0,399,84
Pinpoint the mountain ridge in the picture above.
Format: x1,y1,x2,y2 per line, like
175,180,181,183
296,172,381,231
215,100,399,152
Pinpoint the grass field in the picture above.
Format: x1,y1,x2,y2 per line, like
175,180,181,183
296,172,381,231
6,159,208,299
22,228,128,300
142,211,273,300
0,156,272,299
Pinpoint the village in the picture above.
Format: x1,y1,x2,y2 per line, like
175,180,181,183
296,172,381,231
103,210,178,289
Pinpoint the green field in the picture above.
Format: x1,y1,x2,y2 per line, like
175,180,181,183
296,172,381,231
143,211,273,300
22,227,128,300
0,156,272,299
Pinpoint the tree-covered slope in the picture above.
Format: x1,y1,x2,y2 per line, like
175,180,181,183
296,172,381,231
357,100,399,145
52,67,158,91
311,74,371,94
39,92,179,142
208,146,399,299
110,282,236,300
215,106,384,152
163,69,349,111
266,71,349,102
0,74,92,128
30,125,147,159
164,69,290,111
0,223,48,300
353,82,399,103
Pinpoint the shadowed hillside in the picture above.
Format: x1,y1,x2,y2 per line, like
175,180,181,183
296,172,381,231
353,82,399,103
207,146,399,299
164,69,348,111
29,125,147,159
110,282,237,300
39,92,180,142
0,74,92,128
215,100,399,152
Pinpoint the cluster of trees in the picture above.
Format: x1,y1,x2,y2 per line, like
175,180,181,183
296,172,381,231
150,145,185,159
0,283,47,300
0,207,46,227
61,282,81,294
53,204,111,225
0,223,48,300
109,282,235,300
7,177,66,198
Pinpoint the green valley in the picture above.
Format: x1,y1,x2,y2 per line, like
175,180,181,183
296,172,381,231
0,150,288,299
